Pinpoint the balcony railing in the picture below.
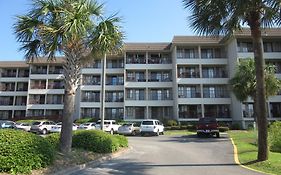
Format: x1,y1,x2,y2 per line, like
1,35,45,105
1,73,17,77
31,69,47,74
18,71,29,77
83,81,101,85
0,101,13,105
28,99,45,104
30,85,46,89
178,72,200,78
15,102,27,106
105,97,124,102
126,77,146,82
148,78,172,82
126,95,145,100
148,58,172,64
48,83,64,89
178,92,201,98
0,86,15,91
49,69,64,74
148,93,173,100
106,81,124,85
203,93,229,98
81,97,100,102
126,58,146,64
46,100,63,104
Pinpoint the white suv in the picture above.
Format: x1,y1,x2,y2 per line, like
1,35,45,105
30,121,56,134
140,119,164,136
95,120,121,134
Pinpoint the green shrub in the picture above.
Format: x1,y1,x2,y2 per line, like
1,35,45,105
165,119,178,126
180,125,188,130
114,135,128,148
15,119,45,124
186,124,197,131
230,123,241,130
72,130,127,153
269,121,281,153
218,126,229,132
165,126,172,130
74,118,97,124
171,126,181,130
0,129,55,174
45,133,60,150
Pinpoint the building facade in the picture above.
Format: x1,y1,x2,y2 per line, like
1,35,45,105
1,29,281,128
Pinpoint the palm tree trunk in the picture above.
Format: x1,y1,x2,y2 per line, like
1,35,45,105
60,90,75,153
250,21,268,161
59,49,81,154
100,54,106,131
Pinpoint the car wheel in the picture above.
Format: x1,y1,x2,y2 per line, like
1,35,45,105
42,129,47,135
132,131,136,136
216,132,220,138
110,129,114,135
156,130,160,136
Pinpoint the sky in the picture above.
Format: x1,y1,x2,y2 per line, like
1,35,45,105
0,0,193,61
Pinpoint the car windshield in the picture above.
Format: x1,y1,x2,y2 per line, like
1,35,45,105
142,121,154,125
32,122,41,125
199,118,217,124
83,123,90,126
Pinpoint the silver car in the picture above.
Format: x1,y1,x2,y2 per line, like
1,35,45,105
0,120,16,129
117,123,140,136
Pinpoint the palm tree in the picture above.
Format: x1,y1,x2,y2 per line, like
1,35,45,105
230,59,281,121
89,16,124,131
183,0,281,161
14,0,123,154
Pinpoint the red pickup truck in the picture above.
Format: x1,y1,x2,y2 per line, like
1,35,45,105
197,117,220,138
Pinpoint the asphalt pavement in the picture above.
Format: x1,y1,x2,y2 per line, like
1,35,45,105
71,134,265,175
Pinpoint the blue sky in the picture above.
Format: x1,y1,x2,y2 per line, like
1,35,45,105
0,0,193,61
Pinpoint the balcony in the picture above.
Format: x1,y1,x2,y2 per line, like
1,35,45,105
105,97,124,102
18,69,29,77
0,99,13,106
1,72,17,77
178,72,200,78
178,92,201,98
29,99,45,104
30,84,46,89
49,67,64,74
0,84,15,91
31,69,47,74
46,100,63,104
81,96,100,102
48,82,64,89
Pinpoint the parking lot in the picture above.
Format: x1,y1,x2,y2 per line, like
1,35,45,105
72,134,264,175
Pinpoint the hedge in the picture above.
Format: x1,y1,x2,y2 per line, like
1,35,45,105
45,133,60,150
0,129,55,174
72,130,128,153
269,121,281,153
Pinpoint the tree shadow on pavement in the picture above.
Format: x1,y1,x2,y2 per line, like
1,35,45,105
158,134,229,144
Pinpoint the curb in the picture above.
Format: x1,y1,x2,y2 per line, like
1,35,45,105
53,147,131,175
230,138,273,175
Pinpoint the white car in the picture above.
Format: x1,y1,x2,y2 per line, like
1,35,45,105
50,122,78,133
95,120,121,134
77,122,96,130
15,123,31,131
140,119,164,136
30,121,56,135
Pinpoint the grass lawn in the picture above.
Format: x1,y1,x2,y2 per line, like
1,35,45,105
164,130,195,136
228,130,281,175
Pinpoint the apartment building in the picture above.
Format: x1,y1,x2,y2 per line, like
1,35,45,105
0,28,281,128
